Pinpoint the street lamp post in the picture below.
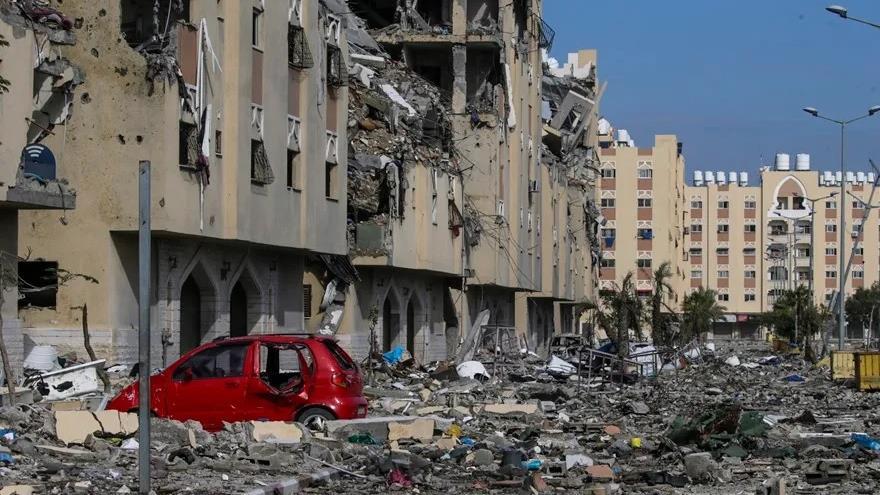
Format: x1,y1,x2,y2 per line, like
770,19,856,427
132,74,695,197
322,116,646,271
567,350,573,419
802,106,880,349
802,193,838,297
826,5,880,30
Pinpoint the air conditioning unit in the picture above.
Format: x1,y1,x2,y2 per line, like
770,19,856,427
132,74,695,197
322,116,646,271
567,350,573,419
529,180,539,193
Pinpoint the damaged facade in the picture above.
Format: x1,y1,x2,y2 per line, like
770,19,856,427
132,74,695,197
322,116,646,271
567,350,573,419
0,0,79,375
12,0,349,366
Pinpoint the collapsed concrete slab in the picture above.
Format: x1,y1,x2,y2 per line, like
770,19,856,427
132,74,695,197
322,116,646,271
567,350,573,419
54,410,138,445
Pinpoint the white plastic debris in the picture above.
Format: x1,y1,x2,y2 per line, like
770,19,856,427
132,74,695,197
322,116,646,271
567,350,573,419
724,356,741,367
546,355,576,375
380,84,417,117
23,345,61,372
120,438,138,450
456,361,489,380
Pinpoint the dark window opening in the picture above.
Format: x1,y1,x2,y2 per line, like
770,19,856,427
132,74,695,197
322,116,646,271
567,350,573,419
346,0,396,29
252,8,262,48
121,0,190,48
251,140,274,185
326,44,346,87
325,161,338,198
215,130,222,156
466,0,498,33
287,24,314,69
179,121,198,166
416,0,453,30
407,46,453,101
466,47,501,112
303,284,312,319
18,261,58,309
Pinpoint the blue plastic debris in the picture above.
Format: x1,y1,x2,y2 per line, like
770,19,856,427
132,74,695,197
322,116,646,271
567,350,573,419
783,374,805,382
382,345,405,365
852,433,880,451
521,459,543,471
460,437,476,446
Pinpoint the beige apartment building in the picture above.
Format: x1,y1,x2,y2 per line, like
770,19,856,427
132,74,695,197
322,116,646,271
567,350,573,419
597,130,687,312
685,154,880,339
0,3,79,374
10,0,350,366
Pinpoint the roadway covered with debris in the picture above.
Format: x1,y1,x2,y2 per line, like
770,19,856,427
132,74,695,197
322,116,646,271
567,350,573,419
1,341,879,494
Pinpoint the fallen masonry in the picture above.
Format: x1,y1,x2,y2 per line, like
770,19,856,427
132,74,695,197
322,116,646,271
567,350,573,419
0,342,875,493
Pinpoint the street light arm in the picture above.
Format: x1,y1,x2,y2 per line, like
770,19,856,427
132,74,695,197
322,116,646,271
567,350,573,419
814,114,845,125
844,113,873,125
848,15,880,30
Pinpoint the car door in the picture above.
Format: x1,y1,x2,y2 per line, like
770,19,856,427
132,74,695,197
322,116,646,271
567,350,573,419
165,342,252,429
247,343,312,421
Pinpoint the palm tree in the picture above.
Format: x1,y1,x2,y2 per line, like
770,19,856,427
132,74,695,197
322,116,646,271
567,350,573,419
761,286,827,362
600,272,643,357
680,288,725,344
650,261,676,347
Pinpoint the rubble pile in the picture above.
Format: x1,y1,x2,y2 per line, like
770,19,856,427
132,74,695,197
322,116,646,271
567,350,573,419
319,340,880,494
0,342,878,493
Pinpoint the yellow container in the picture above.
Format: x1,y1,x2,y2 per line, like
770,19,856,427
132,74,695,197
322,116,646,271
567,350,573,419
771,338,789,353
630,437,642,448
855,352,880,391
831,350,856,380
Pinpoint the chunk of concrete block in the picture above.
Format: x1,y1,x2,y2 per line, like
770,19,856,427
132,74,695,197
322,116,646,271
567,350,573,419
483,403,539,417
388,418,434,443
54,410,138,445
586,464,614,481
246,421,304,444
0,486,35,495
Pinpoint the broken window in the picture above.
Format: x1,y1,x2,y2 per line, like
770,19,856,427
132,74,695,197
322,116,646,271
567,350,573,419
18,261,58,309
259,344,311,391
407,46,453,100
179,121,198,166
347,0,396,29
326,44,346,87
466,48,501,112
172,343,248,381
288,24,314,69
467,0,498,33
251,140,274,185
417,0,453,30
121,0,191,48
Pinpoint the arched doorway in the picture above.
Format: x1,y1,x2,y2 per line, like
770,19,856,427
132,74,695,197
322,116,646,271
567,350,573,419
179,275,202,353
230,281,248,337
382,294,401,351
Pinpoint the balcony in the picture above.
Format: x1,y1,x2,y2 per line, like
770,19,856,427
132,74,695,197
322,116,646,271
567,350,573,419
3,149,76,210
795,257,812,268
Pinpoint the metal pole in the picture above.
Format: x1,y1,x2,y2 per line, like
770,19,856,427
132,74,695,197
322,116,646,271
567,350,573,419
137,161,151,495
838,123,847,350
809,200,815,297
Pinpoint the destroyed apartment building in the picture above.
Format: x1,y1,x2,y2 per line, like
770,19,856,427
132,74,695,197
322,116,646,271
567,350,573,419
0,0,79,378
6,0,354,368
0,0,600,375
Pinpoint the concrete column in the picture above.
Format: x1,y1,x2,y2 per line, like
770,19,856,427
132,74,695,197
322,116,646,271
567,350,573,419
452,0,467,36
452,44,467,114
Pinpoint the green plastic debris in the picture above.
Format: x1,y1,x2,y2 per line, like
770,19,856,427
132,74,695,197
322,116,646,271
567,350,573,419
738,411,766,437
347,432,377,445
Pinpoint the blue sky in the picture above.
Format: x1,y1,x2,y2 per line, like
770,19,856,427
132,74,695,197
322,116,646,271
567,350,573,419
543,1,880,178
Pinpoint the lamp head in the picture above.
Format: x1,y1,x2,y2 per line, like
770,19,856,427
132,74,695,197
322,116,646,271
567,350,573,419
826,5,848,18
869,105,880,116
803,107,819,117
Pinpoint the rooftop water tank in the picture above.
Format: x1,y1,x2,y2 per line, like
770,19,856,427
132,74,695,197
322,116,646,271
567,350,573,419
775,153,791,171
693,170,704,186
869,172,876,184
597,118,612,135
836,171,843,183
717,171,727,184
795,153,810,171
823,171,834,185
728,171,737,184
739,172,748,185
857,171,867,183
617,129,630,142
819,176,826,186
705,171,715,183
847,171,856,183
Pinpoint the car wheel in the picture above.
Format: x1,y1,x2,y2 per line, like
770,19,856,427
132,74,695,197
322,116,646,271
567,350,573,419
298,407,336,432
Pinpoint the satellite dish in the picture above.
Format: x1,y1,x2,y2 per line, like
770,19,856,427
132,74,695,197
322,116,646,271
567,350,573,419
20,144,57,181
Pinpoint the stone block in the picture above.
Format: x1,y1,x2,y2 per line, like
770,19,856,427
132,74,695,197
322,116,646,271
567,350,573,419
388,418,434,442
246,421,304,444
54,410,138,445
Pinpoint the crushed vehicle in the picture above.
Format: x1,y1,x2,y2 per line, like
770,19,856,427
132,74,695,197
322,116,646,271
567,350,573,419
107,334,367,431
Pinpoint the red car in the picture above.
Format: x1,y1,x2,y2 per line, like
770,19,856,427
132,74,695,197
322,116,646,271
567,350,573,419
107,334,367,431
